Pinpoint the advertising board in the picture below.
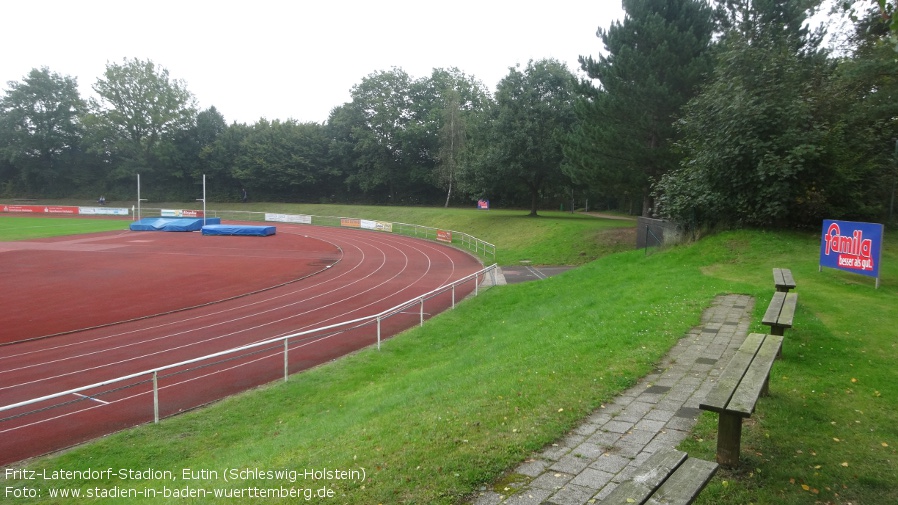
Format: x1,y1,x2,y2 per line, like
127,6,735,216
161,209,204,218
820,219,884,287
265,213,312,224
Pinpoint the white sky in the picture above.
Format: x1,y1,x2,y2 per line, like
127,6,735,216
1,0,625,125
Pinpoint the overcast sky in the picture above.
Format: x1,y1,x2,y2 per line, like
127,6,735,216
1,0,625,125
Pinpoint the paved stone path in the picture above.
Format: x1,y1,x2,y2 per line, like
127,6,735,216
469,294,754,505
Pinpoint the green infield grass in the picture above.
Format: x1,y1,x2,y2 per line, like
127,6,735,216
0,216,128,240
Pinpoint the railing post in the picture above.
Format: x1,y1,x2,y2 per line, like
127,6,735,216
452,285,456,309
284,339,289,381
153,371,159,424
420,298,425,326
377,316,382,350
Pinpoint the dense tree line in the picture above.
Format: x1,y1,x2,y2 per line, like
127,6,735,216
2,1,897,225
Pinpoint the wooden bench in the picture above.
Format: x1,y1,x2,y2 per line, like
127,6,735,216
773,268,796,292
603,448,718,505
762,291,797,337
699,333,783,467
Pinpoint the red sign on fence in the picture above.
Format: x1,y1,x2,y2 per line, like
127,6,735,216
2,205,80,215
437,230,452,243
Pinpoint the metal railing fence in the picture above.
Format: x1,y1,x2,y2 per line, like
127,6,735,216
141,208,497,262
1,264,499,428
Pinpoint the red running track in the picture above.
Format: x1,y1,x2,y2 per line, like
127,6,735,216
0,223,485,466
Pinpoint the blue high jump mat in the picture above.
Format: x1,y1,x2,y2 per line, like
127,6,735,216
201,224,276,236
129,217,221,232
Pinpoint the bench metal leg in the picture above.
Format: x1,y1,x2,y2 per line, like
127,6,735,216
716,412,742,467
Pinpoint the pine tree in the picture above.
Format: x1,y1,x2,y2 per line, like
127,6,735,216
564,0,715,216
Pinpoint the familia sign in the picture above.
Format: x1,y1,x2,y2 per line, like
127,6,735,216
820,219,884,287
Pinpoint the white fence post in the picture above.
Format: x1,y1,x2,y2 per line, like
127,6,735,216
153,371,159,424
284,339,289,381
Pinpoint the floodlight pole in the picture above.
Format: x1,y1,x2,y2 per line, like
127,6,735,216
136,173,147,220
196,174,206,226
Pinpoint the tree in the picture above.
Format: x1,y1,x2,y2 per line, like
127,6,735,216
841,1,898,47
89,58,197,184
436,89,465,207
812,5,898,222
656,0,830,227
0,67,86,195
420,68,490,207
343,68,418,202
482,59,577,216
232,119,337,201
564,0,715,216
201,120,253,200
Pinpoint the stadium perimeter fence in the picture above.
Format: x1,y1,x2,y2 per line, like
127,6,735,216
0,210,499,449
170,208,496,263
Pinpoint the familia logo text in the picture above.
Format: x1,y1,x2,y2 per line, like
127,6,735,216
823,222,874,271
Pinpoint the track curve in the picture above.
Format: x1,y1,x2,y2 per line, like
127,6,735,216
0,223,485,465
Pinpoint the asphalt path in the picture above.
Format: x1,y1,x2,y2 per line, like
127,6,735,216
499,264,575,284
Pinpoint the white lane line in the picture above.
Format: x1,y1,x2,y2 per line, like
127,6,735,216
526,266,548,280
73,393,110,405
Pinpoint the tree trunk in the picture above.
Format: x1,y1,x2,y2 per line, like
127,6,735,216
444,176,452,208
529,187,539,217
643,192,653,217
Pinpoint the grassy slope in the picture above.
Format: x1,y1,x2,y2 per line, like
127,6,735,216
244,203,637,265
681,230,898,504
1,207,895,505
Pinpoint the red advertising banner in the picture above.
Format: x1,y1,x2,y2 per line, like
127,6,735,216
436,230,453,243
2,205,80,215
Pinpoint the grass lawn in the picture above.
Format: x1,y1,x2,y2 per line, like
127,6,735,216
1,205,895,504
0,215,128,240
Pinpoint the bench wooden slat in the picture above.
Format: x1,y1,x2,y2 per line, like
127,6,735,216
780,269,796,289
698,333,765,414
727,335,783,415
773,268,796,292
761,291,786,326
777,292,797,328
603,449,687,504
772,268,785,287
647,458,719,505
700,333,783,467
